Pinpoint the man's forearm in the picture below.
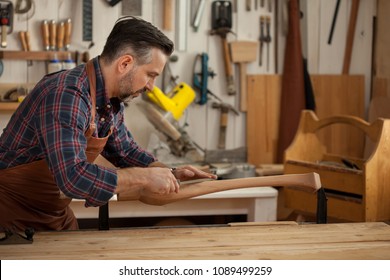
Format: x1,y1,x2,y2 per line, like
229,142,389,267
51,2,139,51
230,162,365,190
148,161,168,168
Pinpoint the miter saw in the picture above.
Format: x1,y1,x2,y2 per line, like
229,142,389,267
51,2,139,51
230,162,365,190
138,82,203,161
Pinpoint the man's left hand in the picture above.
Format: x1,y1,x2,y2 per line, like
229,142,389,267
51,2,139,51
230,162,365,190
172,166,218,182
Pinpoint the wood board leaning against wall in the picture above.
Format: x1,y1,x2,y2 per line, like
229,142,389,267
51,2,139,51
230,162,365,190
369,0,390,146
246,74,365,166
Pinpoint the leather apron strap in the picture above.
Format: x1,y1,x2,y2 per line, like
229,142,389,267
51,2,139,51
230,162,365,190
0,60,110,232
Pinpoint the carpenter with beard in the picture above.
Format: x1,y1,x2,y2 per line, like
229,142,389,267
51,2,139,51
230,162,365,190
0,16,216,232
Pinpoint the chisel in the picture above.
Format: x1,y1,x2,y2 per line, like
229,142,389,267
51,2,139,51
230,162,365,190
41,20,49,51
19,30,32,65
56,21,64,50
64,18,72,50
19,31,27,51
49,20,57,51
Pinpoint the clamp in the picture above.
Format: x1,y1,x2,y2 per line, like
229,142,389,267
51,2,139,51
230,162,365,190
0,227,34,245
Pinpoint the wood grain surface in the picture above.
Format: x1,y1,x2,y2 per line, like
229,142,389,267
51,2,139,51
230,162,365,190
247,74,365,165
1,222,390,260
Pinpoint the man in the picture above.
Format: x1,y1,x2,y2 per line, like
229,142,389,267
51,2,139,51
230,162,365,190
0,16,216,231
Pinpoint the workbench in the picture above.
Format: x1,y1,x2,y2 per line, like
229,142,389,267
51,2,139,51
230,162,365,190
1,222,389,259
70,187,278,224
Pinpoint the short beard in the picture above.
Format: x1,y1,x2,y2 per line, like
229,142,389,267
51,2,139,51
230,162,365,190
118,88,146,103
117,67,144,103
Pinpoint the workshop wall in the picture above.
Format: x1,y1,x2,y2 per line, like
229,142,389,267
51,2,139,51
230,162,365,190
0,0,376,164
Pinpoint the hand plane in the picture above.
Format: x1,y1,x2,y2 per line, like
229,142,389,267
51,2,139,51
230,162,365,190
193,52,216,105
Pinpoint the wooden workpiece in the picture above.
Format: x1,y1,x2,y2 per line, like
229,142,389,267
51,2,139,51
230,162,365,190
118,172,321,205
1,222,390,259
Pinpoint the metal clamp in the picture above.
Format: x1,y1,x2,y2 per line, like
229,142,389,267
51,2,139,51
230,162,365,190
0,227,34,245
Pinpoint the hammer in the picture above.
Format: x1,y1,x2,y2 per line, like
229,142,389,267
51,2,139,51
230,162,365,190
210,28,235,96
212,102,239,149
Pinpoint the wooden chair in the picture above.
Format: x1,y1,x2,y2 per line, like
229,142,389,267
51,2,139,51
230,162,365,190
283,110,390,222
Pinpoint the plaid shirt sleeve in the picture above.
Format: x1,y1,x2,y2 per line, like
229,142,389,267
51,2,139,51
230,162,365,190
101,104,157,168
36,85,117,207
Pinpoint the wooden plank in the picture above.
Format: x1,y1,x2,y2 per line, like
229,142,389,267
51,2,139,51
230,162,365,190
0,51,77,61
0,83,36,111
246,74,365,165
247,74,281,165
1,222,389,260
0,102,19,111
310,75,365,158
365,78,390,157
374,0,390,78
304,0,321,73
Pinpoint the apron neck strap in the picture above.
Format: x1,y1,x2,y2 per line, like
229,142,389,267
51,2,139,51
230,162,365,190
86,60,97,123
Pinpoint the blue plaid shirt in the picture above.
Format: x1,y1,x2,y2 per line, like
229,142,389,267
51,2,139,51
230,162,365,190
0,57,156,207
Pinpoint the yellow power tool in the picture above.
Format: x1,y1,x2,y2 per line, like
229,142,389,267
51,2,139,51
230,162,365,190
139,82,201,159
146,82,195,121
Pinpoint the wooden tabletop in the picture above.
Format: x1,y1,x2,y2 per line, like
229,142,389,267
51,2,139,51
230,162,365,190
1,222,390,260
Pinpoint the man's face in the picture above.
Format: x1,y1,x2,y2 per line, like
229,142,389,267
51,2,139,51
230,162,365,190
117,48,167,103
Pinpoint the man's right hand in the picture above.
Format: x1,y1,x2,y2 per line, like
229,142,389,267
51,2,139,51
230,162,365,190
115,167,180,197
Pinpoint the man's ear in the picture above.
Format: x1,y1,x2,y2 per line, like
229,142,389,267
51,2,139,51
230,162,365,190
117,54,134,74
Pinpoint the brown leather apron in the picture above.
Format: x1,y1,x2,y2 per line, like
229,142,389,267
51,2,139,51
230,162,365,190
0,60,112,232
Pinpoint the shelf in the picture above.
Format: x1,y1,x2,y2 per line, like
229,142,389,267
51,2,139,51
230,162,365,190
0,83,35,111
0,51,78,61
0,102,19,111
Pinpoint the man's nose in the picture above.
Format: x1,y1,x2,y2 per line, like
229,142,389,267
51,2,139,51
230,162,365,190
145,78,156,92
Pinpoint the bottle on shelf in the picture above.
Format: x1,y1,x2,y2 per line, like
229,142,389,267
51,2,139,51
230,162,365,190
47,52,62,74
62,52,76,70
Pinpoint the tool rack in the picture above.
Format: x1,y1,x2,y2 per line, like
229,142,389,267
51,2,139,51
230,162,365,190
0,50,76,61
0,50,78,111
